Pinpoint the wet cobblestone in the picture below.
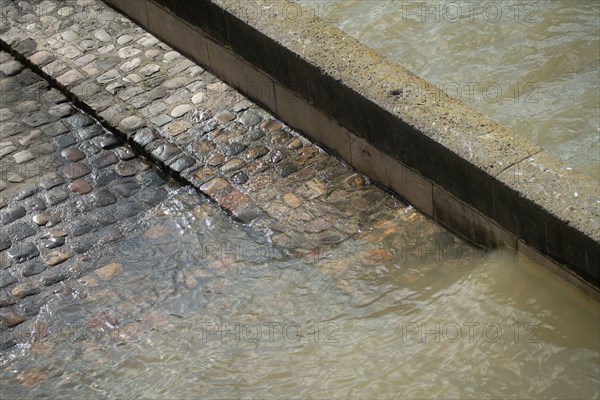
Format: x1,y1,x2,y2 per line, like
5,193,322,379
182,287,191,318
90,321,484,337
6,0,410,253
0,0,464,371
0,52,182,343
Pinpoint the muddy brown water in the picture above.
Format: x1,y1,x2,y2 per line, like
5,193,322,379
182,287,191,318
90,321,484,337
1,188,597,398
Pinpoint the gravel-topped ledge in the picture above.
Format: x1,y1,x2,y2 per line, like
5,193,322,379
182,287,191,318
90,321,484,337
101,0,599,292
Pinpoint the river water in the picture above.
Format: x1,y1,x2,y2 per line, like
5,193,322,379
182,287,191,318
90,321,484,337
2,188,598,398
296,0,600,180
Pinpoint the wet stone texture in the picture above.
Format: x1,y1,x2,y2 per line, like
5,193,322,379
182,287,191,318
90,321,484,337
0,0,466,377
0,0,405,254
0,53,178,347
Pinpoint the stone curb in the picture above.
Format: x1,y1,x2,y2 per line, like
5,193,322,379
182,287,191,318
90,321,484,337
0,0,597,299
102,0,599,291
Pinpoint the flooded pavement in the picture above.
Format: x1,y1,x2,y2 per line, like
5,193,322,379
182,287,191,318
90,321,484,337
0,1,599,398
295,0,600,180
0,51,177,347
1,187,599,399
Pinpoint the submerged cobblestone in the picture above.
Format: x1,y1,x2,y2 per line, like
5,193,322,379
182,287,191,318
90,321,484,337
0,52,183,348
0,0,459,362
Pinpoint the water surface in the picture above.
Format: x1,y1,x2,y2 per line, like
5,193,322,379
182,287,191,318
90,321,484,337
2,188,598,399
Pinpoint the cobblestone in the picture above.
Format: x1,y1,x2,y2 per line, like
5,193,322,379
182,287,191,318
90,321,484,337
1,206,27,225
56,68,84,86
68,178,92,194
0,0,460,360
117,115,144,133
0,52,183,347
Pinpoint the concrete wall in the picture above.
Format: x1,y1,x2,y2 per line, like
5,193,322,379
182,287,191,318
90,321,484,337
103,0,599,298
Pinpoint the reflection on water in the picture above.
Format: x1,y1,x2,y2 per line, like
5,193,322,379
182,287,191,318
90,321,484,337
296,0,600,179
1,188,598,398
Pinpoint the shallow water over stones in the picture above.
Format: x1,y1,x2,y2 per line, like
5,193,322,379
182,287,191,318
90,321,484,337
1,188,598,399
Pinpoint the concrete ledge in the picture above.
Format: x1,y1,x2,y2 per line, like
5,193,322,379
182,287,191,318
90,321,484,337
102,0,600,293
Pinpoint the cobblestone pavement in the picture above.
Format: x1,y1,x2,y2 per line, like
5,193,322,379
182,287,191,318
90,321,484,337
0,0,470,365
0,0,428,252
0,50,185,348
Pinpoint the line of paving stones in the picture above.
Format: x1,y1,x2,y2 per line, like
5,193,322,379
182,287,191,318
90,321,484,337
0,51,179,347
0,0,418,253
